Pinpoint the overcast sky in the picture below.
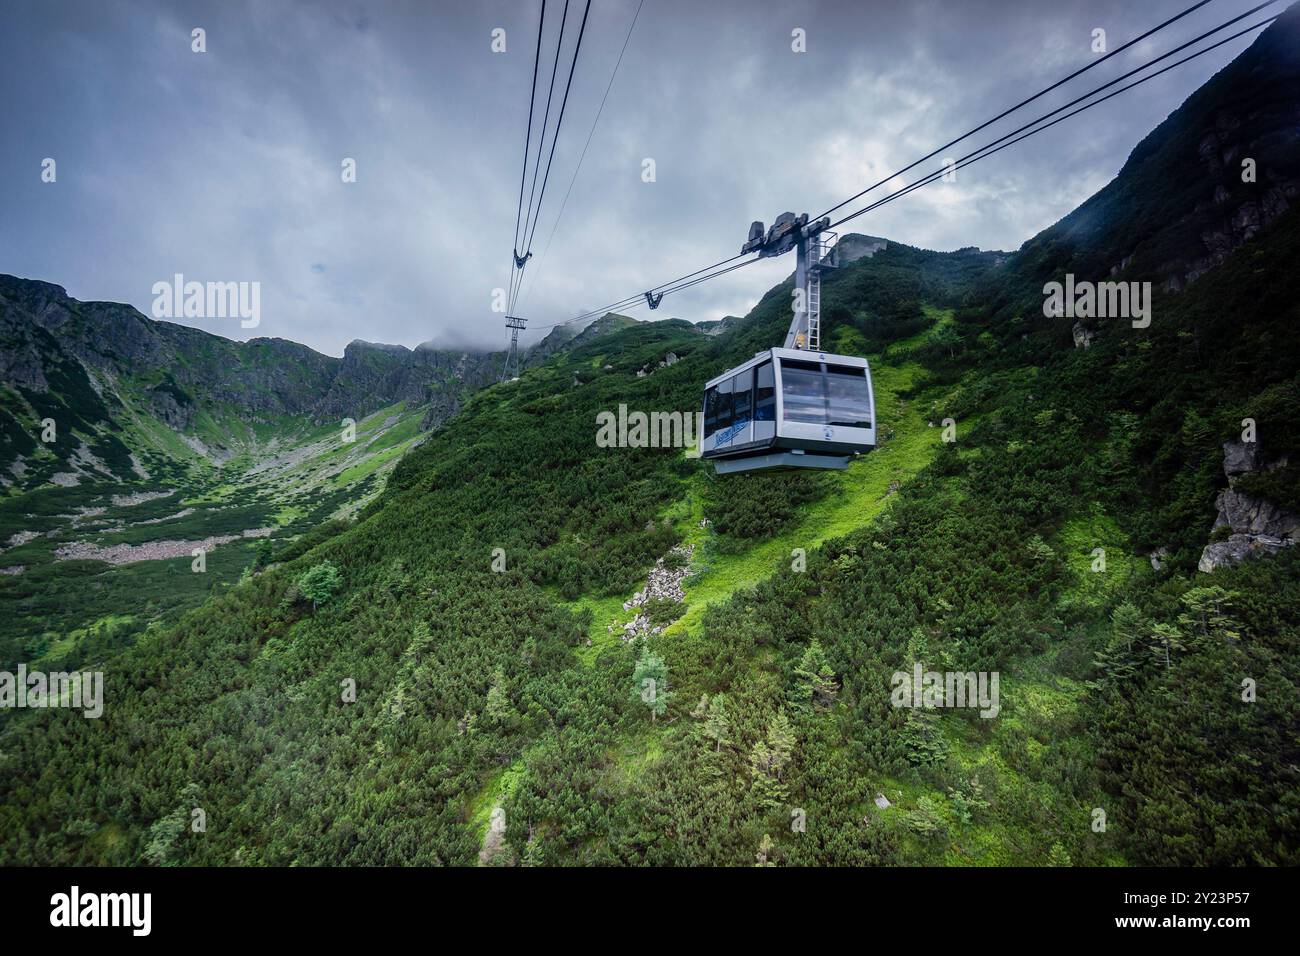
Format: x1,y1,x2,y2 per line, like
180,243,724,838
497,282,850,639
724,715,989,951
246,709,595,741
0,0,1272,355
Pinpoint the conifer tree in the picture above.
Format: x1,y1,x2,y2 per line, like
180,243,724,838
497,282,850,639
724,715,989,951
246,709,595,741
297,560,341,609
703,694,731,752
791,639,839,710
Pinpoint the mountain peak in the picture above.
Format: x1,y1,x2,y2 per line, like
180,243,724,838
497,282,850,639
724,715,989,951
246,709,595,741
345,339,412,356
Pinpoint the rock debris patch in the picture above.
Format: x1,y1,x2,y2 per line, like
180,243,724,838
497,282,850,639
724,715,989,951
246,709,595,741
55,527,273,565
619,544,693,642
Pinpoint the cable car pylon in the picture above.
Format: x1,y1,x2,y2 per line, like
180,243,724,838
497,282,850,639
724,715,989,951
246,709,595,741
501,314,528,382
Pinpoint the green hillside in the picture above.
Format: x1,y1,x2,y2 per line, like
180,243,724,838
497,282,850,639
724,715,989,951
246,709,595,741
2,197,1296,864
2,8,1298,868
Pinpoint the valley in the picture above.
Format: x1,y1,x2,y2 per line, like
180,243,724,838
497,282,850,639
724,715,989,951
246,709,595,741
0,398,428,663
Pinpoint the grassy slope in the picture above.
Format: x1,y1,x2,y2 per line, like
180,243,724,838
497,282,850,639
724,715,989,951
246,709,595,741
546,307,1125,867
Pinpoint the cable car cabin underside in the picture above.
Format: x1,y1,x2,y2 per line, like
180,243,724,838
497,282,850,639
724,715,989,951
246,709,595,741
701,348,876,474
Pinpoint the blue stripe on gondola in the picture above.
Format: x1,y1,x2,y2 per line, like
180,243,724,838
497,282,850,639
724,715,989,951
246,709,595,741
715,416,751,446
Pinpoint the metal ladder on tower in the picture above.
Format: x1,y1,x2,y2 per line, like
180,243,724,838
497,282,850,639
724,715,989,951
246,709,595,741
778,216,835,351
807,261,822,351
805,231,837,352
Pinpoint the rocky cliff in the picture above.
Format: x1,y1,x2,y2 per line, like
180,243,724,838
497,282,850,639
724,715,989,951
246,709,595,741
1199,437,1298,571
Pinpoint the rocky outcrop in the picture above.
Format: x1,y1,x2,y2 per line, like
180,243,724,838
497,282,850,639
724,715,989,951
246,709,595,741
1198,439,1298,572
694,316,737,337
834,234,889,265
54,526,273,565
146,383,194,429
619,544,693,641
636,351,681,378
316,340,500,424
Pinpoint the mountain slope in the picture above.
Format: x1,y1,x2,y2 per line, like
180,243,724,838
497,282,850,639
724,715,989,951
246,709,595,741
0,236,1000,865
2,10,1299,867
0,275,505,488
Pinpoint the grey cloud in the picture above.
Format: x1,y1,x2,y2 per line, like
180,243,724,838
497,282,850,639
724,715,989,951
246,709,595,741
0,0,1259,354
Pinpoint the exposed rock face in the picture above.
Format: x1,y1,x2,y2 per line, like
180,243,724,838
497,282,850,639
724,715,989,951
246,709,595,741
1222,439,1260,477
319,341,498,420
147,384,194,429
1185,185,1295,287
53,526,273,565
694,316,737,337
1072,322,1095,348
834,234,889,265
1199,439,1298,572
636,351,682,378
569,312,639,347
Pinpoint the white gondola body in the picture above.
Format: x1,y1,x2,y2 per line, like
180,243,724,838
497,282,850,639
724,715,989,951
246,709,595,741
701,347,875,469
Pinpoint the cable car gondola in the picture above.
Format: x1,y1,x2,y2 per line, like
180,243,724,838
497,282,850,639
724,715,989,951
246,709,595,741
702,213,876,474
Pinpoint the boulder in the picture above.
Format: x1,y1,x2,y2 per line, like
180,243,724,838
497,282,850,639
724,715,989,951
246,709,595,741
1221,438,1259,477
1199,534,1291,573
1214,488,1300,539
1198,440,1298,572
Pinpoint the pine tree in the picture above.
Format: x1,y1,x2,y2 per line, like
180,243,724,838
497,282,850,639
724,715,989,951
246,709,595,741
1150,622,1185,669
1090,601,1145,690
749,710,796,809
484,667,512,726
767,710,795,774
900,709,948,766
521,834,544,867
1178,586,1242,646
703,694,731,752
1047,843,1073,867
791,639,839,710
